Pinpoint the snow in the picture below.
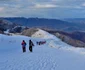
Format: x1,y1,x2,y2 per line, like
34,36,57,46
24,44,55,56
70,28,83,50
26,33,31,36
32,29,57,39
0,29,85,70
4,29,9,34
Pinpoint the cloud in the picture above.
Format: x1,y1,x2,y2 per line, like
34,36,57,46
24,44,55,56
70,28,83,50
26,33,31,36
0,7,4,12
0,0,13,2
81,3,85,6
34,4,57,8
0,0,10,1
0,0,85,18
60,5,82,9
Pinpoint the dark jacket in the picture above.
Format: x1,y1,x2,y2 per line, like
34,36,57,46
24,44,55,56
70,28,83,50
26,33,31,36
29,40,34,47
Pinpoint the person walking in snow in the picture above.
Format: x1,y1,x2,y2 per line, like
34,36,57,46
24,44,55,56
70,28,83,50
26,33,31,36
29,39,34,52
21,40,27,53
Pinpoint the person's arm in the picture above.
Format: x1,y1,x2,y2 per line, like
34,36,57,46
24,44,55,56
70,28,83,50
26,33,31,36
32,42,34,46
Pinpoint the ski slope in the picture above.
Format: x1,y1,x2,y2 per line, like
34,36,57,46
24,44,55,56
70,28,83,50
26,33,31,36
0,29,85,70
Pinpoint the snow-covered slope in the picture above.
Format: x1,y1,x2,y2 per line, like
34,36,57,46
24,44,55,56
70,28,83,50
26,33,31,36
32,29,85,54
0,29,85,70
32,29,57,39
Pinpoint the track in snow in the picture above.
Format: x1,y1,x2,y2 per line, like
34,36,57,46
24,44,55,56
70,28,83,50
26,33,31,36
0,45,59,70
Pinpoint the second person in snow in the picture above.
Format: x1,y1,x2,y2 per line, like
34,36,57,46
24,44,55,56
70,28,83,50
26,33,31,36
29,39,34,52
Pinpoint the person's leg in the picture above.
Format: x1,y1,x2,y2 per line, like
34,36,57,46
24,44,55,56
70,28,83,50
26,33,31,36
29,46,32,52
30,46,32,52
24,47,26,52
29,46,30,52
22,47,24,52
23,47,25,52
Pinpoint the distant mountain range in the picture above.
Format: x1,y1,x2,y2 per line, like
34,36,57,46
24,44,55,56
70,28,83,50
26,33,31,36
64,18,85,24
1,17,85,47
1,17,85,32
64,18,85,29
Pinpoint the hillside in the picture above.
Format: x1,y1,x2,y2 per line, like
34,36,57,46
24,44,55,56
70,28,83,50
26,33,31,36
20,28,85,47
1,29,85,70
0,19,13,31
56,31,85,43
43,29,85,47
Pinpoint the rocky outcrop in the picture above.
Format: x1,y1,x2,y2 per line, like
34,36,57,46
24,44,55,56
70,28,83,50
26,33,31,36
0,19,13,31
54,32,85,47
21,28,38,36
0,30,3,34
9,26,27,33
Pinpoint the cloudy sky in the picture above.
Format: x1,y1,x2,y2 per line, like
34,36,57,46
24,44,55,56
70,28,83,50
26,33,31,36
0,0,85,18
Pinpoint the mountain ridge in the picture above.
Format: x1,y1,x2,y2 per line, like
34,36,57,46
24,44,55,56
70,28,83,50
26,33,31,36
0,17,81,32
